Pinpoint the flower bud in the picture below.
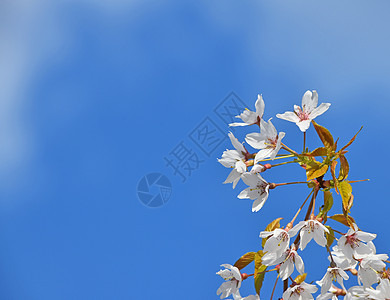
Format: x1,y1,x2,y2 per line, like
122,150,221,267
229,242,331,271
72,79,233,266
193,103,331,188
241,273,249,280
245,160,254,167
251,164,265,173
269,183,276,189
348,268,358,276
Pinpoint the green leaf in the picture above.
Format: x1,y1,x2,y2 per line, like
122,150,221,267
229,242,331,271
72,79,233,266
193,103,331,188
234,252,256,270
329,214,356,227
254,264,267,294
338,155,349,180
340,126,363,151
312,121,334,149
325,226,335,247
339,181,353,212
306,161,329,181
262,218,283,248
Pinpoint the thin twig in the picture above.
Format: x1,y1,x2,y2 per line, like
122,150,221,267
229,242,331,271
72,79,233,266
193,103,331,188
259,154,295,162
293,188,319,246
270,275,279,300
290,189,314,225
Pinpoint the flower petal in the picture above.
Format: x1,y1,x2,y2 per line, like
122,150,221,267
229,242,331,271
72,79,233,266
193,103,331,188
228,132,246,153
276,111,300,123
296,120,311,132
302,90,318,113
245,132,267,149
255,94,265,119
309,102,331,119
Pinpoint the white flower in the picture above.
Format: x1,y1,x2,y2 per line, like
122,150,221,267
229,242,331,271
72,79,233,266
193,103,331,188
356,241,388,287
218,132,248,188
232,293,260,300
316,285,338,300
291,220,329,250
366,279,390,300
337,223,376,259
245,119,285,164
276,90,331,132
229,94,265,127
344,286,369,300
260,227,300,260
329,245,357,271
216,264,242,299
317,267,349,294
263,245,304,281
283,281,318,300
237,173,269,212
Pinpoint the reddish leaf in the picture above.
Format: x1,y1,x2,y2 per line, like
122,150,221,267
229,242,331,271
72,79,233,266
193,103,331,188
340,126,363,151
234,252,256,270
312,121,334,149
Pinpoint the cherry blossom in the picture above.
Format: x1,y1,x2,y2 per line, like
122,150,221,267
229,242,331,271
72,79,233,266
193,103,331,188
366,279,390,300
245,119,285,164
216,264,242,299
260,227,300,259
229,94,265,127
283,281,318,300
276,90,330,132
218,132,248,188
315,285,339,300
329,245,357,271
232,293,260,300
262,245,304,281
356,241,388,287
237,173,270,212
291,219,329,250
337,223,376,259
317,267,349,294
260,228,290,258
344,286,369,300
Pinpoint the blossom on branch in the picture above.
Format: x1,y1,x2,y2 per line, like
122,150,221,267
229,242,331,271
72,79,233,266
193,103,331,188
237,173,269,212
291,219,329,250
262,245,304,280
317,267,349,294
337,223,376,259
232,293,260,300
283,281,318,300
329,245,357,271
245,119,285,164
216,264,242,299
276,90,330,132
366,279,390,300
229,94,265,127
218,132,248,188
260,228,294,259
355,241,388,287
344,286,369,300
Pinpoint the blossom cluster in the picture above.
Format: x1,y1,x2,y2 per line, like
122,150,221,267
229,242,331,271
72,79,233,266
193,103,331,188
215,91,390,299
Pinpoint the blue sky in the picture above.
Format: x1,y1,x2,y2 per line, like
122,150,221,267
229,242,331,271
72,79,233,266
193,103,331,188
0,1,389,299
